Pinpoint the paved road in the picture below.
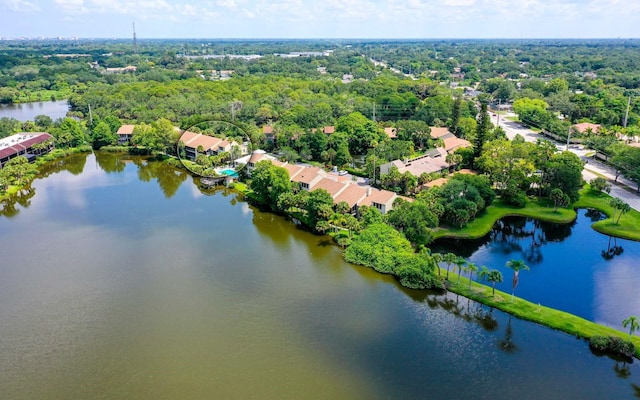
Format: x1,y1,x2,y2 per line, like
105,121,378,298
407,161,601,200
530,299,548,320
490,113,640,212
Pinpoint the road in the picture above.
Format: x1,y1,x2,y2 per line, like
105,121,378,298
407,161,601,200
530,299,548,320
490,112,640,212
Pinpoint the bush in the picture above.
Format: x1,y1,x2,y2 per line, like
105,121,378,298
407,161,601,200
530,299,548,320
589,335,635,358
501,188,527,208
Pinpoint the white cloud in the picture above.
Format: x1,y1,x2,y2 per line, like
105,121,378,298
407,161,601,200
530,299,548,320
2,0,41,12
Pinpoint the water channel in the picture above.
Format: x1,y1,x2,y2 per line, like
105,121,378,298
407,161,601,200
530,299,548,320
434,210,640,328
1,152,639,399
0,100,70,122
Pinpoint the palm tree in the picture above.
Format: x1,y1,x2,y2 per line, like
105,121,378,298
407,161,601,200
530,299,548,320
622,315,640,341
431,252,443,277
478,265,490,283
506,259,529,302
467,263,478,290
443,252,457,281
455,257,467,284
487,270,503,296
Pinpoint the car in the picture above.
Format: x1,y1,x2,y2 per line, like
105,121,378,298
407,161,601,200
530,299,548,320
338,170,348,176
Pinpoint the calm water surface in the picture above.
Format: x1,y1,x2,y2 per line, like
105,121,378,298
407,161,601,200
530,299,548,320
434,211,640,328
0,100,69,122
1,152,639,399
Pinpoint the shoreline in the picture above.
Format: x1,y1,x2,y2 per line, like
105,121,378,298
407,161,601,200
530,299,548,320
4,151,639,360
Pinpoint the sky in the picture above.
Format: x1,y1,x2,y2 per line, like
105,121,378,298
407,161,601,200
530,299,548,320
0,0,638,39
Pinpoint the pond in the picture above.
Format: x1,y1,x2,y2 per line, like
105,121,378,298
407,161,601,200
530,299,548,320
0,99,70,122
1,152,639,399
433,209,640,328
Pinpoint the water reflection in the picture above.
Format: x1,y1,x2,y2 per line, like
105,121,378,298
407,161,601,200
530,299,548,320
2,154,640,399
434,209,640,326
602,236,624,260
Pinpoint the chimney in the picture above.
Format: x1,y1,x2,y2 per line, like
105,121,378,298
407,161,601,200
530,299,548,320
367,187,372,197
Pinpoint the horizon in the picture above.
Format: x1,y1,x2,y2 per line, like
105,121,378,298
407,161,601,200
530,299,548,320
1,0,637,39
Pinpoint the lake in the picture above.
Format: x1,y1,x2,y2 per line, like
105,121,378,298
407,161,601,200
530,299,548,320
434,210,640,328
0,100,69,122
1,152,639,399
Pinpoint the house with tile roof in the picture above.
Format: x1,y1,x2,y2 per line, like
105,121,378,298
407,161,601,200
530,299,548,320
116,124,136,145
0,132,54,168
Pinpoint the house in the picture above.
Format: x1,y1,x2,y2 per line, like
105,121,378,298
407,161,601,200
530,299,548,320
0,132,54,168
333,184,368,214
430,127,472,153
358,187,397,214
263,126,275,142
384,127,397,139
571,122,601,135
235,149,281,175
291,166,325,191
116,124,135,145
180,131,227,160
379,150,450,178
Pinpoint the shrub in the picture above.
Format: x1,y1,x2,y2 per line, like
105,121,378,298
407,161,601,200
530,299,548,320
589,335,635,358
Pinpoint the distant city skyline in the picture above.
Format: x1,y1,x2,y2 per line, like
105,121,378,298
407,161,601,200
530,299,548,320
0,0,637,39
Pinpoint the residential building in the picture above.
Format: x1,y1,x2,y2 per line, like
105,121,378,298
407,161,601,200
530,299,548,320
116,124,135,145
571,122,601,135
430,127,472,153
0,132,54,168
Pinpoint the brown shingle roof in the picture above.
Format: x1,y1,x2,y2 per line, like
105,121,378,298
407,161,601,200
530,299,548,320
384,127,397,138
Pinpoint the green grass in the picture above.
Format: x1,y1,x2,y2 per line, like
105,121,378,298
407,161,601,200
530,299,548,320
434,186,640,242
574,186,640,241
443,270,640,358
433,198,576,239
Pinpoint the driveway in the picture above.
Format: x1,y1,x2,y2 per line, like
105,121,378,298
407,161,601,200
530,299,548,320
490,113,640,212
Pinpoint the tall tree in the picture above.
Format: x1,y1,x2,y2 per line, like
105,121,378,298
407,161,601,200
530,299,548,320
473,101,492,166
622,316,640,341
487,270,503,296
506,259,530,301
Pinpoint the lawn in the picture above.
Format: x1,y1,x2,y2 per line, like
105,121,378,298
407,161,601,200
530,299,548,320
574,186,640,241
432,198,576,239
434,186,640,242
443,270,640,358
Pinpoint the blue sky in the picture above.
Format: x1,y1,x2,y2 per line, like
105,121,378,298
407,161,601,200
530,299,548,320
0,0,637,39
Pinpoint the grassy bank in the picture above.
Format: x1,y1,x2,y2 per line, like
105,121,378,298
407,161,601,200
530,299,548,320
442,271,640,358
433,198,576,239
434,186,640,242
574,187,640,241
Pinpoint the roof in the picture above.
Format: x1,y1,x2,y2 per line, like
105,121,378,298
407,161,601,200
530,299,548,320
180,131,223,150
430,127,452,139
291,166,324,185
323,126,335,134
572,122,601,134
117,124,135,135
359,188,397,207
0,132,52,160
392,155,450,177
281,164,306,180
312,177,349,198
384,127,397,139
333,184,367,207
442,136,472,153
263,126,274,134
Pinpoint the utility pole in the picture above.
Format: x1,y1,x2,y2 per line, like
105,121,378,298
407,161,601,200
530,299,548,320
88,103,93,125
496,99,501,126
132,22,138,55
623,95,631,128
566,126,572,151
372,102,376,122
